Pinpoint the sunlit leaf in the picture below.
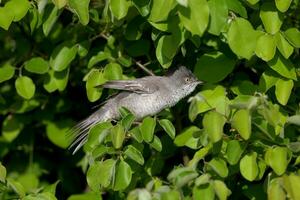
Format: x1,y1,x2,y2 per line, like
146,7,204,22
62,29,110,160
113,160,132,191
228,18,261,59
178,0,209,36
69,0,90,25
240,152,258,181
140,116,156,142
0,63,15,83
15,76,36,99
260,2,283,34
158,119,176,139
203,111,226,143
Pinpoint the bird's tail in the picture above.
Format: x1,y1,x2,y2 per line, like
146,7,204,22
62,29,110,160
68,107,111,154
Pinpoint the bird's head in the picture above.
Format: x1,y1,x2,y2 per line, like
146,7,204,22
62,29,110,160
168,66,203,96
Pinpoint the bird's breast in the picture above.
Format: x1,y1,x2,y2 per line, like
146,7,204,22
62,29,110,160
118,92,168,119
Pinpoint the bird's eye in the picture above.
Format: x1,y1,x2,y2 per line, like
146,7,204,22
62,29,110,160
185,77,190,82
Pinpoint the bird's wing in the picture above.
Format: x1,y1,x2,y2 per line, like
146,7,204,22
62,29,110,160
101,79,158,94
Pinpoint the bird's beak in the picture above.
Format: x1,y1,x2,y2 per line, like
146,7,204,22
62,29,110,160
195,80,204,85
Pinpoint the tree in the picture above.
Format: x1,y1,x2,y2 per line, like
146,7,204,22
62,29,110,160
0,0,300,199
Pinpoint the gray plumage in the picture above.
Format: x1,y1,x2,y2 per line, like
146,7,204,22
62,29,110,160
69,66,202,154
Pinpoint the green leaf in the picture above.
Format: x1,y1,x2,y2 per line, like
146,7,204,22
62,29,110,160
67,192,101,200
43,69,69,93
161,190,181,200
85,122,112,151
15,76,36,99
231,109,251,140
174,126,200,146
207,158,228,178
129,127,143,143
194,52,235,83
259,70,279,92
260,2,283,34
111,124,125,149
127,189,151,200
149,135,162,151
5,0,30,22
193,183,215,200
0,63,15,83
203,111,226,143
207,0,228,35
132,0,150,17
69,0,90,25
287,115,300,126
158,119,176,139
265,146,290,175
156,35,174,68
178,0,209,36
140,116,156,142
228,18,261,59
240,152,258,181
2,115,24,142
267,53,297,80
168,167,198,187
43,181,60,195
195,174,211,186
275,0,292,12
7,178,26,198
189,145,211,168
50,43,77,71
17,173,39,192
256,159,267,180
110,0,130,20
125,16,144,41
28,7,39,33
0,7,13,30
24,57,49,74
275,32,294,59
189,85,227,121
43,5,62,36
255,34,276,61
284,28,300,48
77,40,90,57
23,192,57,200
225,0,247,18
231,80,257,96
283,174,300,200
86,69,106,102
104,63,123,80
0,163,6,182
148,0,175,22
225,140,245,165
275,78,293,105
268,178,286,200
46,120,73,148
87,159,116,190
247,0,259,5
213,180,231,200
113,160,132,191
121,113,135,131
124,145,144,165
88,52,111,68
52,0,67,9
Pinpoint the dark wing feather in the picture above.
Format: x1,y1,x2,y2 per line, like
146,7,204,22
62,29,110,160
101,79,158,94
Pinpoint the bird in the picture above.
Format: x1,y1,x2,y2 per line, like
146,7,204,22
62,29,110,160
69,66,202,154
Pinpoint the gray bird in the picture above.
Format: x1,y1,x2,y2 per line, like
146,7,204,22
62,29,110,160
69,66,202,153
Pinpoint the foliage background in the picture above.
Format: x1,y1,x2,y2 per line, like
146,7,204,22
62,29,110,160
0,0,300,199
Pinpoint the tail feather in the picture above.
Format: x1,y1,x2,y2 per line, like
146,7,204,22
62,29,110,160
68,108,111,154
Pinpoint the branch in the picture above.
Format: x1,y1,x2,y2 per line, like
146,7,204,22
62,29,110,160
135,61,155,76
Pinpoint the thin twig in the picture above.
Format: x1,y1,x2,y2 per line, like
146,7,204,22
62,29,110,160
90,32,109,42
135,61,155,76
